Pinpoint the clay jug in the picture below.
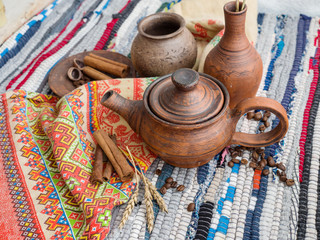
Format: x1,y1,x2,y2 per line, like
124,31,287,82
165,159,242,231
131,12,197,77
204,1,262,108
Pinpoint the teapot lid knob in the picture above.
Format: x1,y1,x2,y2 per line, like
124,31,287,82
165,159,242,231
172,68,199,91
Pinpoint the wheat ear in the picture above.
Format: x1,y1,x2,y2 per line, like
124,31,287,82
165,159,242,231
124,147,168,213
145,179,168,213
142,176,154,232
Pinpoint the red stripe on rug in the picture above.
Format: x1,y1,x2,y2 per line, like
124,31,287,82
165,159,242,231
94,0,131,50
7,20,85,91
5,20,72,91
299,35,320,182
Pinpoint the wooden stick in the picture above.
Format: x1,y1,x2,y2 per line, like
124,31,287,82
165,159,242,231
84,55,129,78
83,66,112,80
89,144,104,184
93,130,133,182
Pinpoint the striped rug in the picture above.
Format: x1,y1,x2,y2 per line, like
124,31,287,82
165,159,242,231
0,0,320,239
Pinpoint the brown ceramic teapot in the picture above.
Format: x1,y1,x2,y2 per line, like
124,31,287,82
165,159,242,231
101,69,288,168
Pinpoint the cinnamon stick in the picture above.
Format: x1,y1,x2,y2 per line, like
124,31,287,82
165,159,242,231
93,130,134,182
89,144,104,184
84,55,129,78
89,53,129,71
103,161,114,181
83,66,112,80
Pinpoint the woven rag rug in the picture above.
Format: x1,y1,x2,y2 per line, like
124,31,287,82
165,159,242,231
0,0,320,239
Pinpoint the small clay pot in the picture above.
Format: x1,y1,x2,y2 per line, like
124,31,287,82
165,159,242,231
131,12,197,77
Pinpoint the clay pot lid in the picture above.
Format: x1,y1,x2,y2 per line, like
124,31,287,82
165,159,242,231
148,68,224,124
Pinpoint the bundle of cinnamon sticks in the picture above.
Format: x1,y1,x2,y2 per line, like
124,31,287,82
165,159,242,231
89,130,134,184
67,53,130,88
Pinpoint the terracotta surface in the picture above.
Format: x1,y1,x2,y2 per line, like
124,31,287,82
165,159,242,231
204,1,263,109
48,50,136,98
130,12,197,77
101,69,289,168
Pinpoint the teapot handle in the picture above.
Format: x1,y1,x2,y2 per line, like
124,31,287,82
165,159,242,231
230,97,289,147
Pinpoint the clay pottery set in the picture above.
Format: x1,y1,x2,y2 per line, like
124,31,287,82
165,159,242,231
101,69,288,168
130,12,197,77
204,1,263,108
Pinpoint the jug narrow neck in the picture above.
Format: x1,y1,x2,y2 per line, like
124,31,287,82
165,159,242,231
219,1,250,51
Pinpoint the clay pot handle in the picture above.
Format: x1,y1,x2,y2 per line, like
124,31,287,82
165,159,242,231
230,97,289,147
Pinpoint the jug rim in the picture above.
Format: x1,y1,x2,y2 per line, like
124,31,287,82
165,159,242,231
138,12,185,40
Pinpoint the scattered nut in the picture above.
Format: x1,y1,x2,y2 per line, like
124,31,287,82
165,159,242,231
232,157,240,164
254,112,263,121
262,169,270,176
247,111,255,120
256,148,264,154
262,115,268,122
165,177,173,184
155,169,162,176
265,111,271,118
267,156,276,167
164,183,171,189
187,203,195,212
228,161,234,168
160,186,167,194
249,162,258,169
277,162,286,171
265,121,270,128
177,185,185,192
171,181,177,188
286,179,295,186
241,158,248,165
252,151,259,161
259,124,266,131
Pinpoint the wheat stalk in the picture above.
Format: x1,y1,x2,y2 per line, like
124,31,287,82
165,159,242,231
125,147,168,213
119,182,139,229
119,150,140,229
142,176,154,232
236,0,239,11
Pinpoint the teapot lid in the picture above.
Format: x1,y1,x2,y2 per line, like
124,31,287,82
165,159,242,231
148,68,224,124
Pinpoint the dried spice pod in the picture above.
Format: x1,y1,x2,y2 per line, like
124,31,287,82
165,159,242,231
73,58,85,70
246,111,255,120
67,67,82,81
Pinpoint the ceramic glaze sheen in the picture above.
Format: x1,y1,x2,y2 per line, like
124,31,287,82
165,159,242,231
204,1,263,108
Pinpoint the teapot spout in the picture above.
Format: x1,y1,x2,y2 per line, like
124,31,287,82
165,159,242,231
101,90,143,134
